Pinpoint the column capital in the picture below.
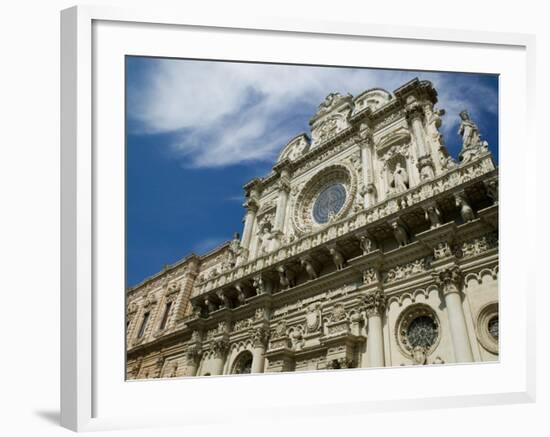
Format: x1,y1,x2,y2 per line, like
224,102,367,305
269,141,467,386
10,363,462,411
432,265,463,297
210,337,230,358
243,197,259,212
185,344,202,362
363,288,386,317
276,177,291,193
405,103,425,123
250,326,269,348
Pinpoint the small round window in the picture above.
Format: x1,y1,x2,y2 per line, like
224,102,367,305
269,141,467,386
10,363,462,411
488,316,499,340
406,315,438,349
396,304,441,357
312,183,346,224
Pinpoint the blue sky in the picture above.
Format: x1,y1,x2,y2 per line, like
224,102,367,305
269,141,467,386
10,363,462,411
126,57,499,287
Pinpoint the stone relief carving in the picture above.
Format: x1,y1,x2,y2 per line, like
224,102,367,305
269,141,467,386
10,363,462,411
458,232,498,258
434,241,453,259
363,289,386,317
195,155,495,299
233,317,253,332
385,258,430,283
363,267,380,285
305,303,322,333
329,303,347,323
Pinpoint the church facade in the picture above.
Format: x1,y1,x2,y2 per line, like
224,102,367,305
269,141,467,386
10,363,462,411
126,78,499,379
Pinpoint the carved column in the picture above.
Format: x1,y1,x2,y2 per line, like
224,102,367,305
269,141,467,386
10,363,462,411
433,266,474,362
359,136,377,207
407,104,434,180
364,288,386,367
185,346,201,377
250,326,269,374
272,172,291,249
210,337,229,375
240,198,259,258
407,104,428,157
173,256,200,320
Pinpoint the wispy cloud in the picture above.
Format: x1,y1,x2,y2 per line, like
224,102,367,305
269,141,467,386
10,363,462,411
127,59,498,168
192,237,226,254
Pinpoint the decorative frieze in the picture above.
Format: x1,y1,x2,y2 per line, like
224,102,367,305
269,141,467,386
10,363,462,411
385,258,430,283
194,154,495,298
458,232,498,258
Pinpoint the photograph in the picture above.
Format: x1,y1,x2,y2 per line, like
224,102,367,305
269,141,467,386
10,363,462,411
124,57,499,379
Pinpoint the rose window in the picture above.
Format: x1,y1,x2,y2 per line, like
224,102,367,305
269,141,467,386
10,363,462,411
406,315,438,349
396,305,441,357
312,183,347,224
292,164,357,235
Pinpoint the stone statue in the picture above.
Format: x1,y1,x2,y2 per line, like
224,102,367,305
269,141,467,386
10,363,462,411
329,247,345,270
411,345,428,365
439,148,456,170
301,257,318,281
359,234,376,254
424,205,442,228
277,265,295,289
458,110,489,163
391,162,409,193
258,224,273,256
391,221,408,247
228,232,242,267
455,194,475,223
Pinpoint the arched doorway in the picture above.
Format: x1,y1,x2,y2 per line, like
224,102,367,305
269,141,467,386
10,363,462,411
231,351,253,374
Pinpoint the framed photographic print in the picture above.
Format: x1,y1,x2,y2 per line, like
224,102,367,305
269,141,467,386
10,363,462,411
61,5,536,432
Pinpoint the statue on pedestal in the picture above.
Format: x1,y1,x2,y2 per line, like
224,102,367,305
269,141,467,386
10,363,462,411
458,110,489,163
391,162,409,193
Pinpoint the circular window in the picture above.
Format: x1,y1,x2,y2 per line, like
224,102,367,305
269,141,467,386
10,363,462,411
292,164,357,235
406,316,438,349
488,316,499,340
396,304,440,358
476,302,499,354
312,183,347,224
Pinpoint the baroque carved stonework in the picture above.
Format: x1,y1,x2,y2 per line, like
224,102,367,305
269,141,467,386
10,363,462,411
396,304,441,358
364,289,386,317
292,163,358,235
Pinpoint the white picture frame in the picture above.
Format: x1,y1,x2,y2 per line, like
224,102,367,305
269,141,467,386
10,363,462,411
60,5,536,432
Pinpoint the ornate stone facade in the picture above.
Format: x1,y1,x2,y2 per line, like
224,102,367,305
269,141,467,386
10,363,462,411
126,78,499,378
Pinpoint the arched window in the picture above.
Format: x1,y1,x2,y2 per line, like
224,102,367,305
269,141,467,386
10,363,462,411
231,351,253,374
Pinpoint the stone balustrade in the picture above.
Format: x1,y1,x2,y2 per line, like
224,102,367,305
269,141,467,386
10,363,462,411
194,153,495,299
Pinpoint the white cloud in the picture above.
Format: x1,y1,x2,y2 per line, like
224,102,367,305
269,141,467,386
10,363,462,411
192,237,226,254
128,59,497,168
